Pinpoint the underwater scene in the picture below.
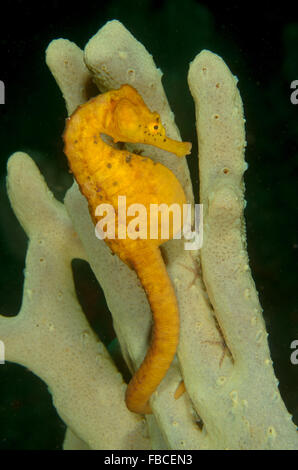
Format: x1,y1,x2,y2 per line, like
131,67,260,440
0,0,297,451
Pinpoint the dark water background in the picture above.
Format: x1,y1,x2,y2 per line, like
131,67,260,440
0,0,297,449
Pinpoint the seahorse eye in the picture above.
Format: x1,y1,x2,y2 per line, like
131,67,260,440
148,120,165,136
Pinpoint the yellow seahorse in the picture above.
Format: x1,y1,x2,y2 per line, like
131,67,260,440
63,84,191,414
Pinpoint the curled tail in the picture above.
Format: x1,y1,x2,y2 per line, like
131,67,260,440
125,245,179,414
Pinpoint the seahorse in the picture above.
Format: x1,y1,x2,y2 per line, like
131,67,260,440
63,84,191,414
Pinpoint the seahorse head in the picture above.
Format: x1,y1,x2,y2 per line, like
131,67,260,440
109,85,192,158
